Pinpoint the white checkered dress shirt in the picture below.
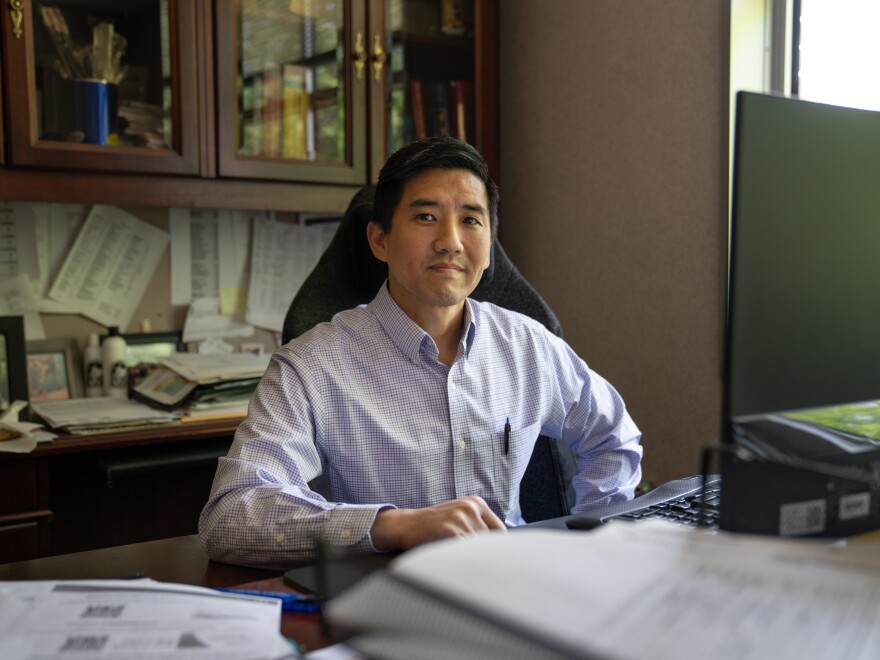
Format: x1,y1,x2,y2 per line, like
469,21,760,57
199,284,642,567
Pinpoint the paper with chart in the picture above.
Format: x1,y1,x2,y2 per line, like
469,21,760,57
245,216,338,332
0,579,291,660
48,205,169,328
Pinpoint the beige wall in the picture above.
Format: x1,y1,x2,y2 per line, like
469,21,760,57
499,1,731,487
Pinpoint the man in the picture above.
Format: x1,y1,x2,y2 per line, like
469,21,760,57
199,137,642,568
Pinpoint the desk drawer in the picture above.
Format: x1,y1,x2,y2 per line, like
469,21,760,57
0,521,40,563
0,460,40,515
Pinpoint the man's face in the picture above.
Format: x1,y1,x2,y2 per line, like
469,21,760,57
367,168,492,321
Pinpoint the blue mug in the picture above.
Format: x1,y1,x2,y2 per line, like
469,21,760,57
73,78,119,145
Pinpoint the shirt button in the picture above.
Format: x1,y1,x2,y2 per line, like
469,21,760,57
275,533,285,543
340,529,351,539
458,440,466,450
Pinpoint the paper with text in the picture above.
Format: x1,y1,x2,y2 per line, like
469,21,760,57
246,216,338,332
0,202,39,281
48,205,169,328
331,521,880,660
33,203,89,313
0,274,45,339
0,579,291,660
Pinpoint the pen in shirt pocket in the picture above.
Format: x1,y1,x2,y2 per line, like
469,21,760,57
504,417,511,454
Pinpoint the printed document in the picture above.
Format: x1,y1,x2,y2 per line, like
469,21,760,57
48,205,169,328
328,520,880,660
0,274,45,339
246,216,337,332
0,579,292,660
170,208,261,341
0,202,39,280
32,202,89,313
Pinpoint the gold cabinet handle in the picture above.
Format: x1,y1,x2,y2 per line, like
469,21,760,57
9,0,23,39
353,32,367,81
372,33,386,82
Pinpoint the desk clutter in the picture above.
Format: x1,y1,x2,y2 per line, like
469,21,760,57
325,520,880,660
31,352,270,433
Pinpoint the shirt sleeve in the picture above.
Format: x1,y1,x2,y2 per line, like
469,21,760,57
549,338,644,512
198,353,394,569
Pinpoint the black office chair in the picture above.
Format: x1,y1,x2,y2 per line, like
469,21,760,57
282,185,576,522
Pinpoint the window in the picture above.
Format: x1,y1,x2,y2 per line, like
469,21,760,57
792,0,880,110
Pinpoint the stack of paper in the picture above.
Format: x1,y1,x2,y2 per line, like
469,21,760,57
326,520,880,660
0,578,291,659
159,353,270,384
31,397,178,434
131,353,269,423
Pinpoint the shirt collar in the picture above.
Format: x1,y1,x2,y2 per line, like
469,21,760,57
368,281,479,363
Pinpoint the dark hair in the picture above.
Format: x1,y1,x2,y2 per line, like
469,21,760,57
373,137,499,239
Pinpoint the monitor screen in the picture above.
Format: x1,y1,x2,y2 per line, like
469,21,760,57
721,92,880,537
726,92,880,421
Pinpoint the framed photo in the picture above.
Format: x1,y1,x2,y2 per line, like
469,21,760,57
120,331,186,367
26,338,83,402
119,331,186,389
0,316,28,413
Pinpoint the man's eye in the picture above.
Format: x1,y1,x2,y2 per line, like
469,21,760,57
463,216,482,225
416,214,435,222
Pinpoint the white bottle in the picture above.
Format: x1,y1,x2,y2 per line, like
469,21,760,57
83,333,104,398
102,326,128,399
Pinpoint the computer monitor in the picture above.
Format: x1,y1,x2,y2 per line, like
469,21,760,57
721,92,880,537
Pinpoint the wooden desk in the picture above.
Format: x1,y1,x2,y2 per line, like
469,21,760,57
0,534,333,652
0,420,240,563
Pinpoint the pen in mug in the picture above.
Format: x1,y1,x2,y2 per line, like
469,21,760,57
504,417,511,454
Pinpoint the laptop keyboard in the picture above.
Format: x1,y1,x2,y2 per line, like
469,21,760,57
612,481,722,528
565,474,722,531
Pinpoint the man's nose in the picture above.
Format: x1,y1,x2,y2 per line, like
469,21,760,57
433,219,464,252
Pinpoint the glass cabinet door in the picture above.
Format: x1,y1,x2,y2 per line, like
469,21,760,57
372,0,497,181
216,0,368,184
1,0,200,175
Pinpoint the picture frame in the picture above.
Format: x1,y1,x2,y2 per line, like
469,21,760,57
25,338,83,402
118,331,186,389
0,316,29,414
119,331,186,367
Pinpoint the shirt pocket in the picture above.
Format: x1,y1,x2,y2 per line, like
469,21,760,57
490,422,541,511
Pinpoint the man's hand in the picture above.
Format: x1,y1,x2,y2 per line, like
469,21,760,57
370,496,507,552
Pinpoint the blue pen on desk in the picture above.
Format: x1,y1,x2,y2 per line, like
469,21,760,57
504,417,511,455
217,588,321,613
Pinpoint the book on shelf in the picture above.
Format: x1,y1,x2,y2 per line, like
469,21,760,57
449,80,473,141
422,80,451,138
410,80,472,141
241,72,264,156
262,62,283,158
409,79,428,139
281,63,314,159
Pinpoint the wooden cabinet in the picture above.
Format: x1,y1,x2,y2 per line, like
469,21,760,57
0,459,51,564
0,420,239,561
0,0,498,211
1,0,201,176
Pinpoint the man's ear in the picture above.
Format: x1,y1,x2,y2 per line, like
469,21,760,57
366,221,389,263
